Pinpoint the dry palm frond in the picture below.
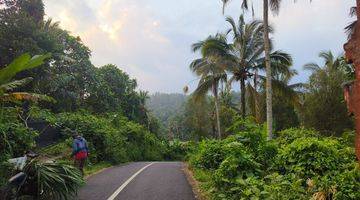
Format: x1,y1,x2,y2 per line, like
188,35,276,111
345,21,357,39
0,77,33,92
0,92,55,102
25,160,84,200
183,85,189,94
312,192,326,200
350,6,357,17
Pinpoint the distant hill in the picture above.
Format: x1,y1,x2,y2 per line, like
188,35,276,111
146,93,187,127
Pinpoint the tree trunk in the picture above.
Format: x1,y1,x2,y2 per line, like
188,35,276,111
263,0,273,139
213,83,222,139
254,70,260,123
240,78,246,118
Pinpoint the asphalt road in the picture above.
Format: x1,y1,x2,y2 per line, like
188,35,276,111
77,162,196,200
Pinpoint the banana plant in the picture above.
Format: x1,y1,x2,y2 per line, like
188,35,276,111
0,53,54,102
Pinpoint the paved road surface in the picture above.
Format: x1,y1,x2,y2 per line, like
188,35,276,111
77,162,196,200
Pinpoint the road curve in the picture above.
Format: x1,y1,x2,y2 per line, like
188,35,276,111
77,162,196,200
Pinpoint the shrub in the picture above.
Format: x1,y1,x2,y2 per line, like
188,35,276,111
307,164,360,200
212,142,262,199
0,108,38,157
37,111,170,164
263,173,309,200
189,139,227,170
276,137,342,178
275,128,320,146
333,165,360,200
187,126,360,200
164,140,192,161
225,117,277,169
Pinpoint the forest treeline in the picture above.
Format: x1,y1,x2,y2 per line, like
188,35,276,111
178,1,359,199
0,0,184,192
148,16,354,141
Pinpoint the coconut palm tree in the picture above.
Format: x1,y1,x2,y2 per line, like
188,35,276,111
189,34,232,139
222,0,283,139
304,51,345,73
225,15,263,119
225,15,292,119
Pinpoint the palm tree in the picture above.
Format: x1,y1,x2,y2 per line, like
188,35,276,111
345,6,357,39
226,15,263,118
190,35,231,139
225,15,292,119
304,51,345,73
222,0,283,139
303,50,354,135
0,53,52,102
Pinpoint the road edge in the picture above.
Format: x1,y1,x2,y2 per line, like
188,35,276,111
84,162,131,180
182,162,207,200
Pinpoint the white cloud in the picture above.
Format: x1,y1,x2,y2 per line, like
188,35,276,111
44,0,355,93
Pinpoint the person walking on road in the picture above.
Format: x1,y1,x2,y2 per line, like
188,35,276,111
71,132,89,175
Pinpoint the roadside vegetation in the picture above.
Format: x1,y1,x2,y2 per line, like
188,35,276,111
147,1,360,200
186,118,359,199
1,0,359,199
0,0,186,199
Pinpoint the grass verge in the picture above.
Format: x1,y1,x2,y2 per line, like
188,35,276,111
184,163,212,200
84,161,112,177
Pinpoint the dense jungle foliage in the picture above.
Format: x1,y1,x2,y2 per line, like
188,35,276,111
0,0,185,189
1,0,359,199
187,118,359,200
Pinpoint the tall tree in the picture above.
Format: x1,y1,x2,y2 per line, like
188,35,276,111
226,15,263,118
190,35,231,139
225,15,292,119
302,51,354,135
222,0,283,139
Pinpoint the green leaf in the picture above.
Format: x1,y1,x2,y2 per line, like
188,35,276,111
0,53,51,85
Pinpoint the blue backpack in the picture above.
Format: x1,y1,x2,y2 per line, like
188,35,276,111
73,137,88,154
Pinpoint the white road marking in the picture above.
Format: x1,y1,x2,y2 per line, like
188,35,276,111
106,162,155,200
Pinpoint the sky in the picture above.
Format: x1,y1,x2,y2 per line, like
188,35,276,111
44,0,355,93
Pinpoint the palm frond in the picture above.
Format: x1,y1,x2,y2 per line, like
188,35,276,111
191,41,204,53
1,92,56,102
25,161,84,200
318,50,334,65
0,53,51,85
304,63,321,72
270,0,282,14
271,78,301,105
350,6,357,17
222,0,231,14
345,21,357,39
193,75,215,101
222,0,249,14
0,77,33,92
226,16,239,38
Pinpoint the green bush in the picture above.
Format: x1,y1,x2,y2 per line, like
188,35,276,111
164,140,192,160
213,148,262,199
33,110,168,164
263,173,309,200
275,128,320,146
0,108,38,157
332,165,360,200
276,137,346,178
187,125,360,200
0,108,38,187
190,139,227,170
